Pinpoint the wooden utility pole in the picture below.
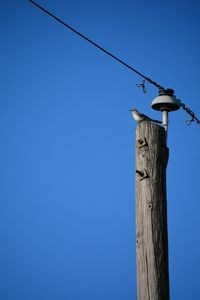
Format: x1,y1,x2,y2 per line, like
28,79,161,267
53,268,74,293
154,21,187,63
135,121,169,300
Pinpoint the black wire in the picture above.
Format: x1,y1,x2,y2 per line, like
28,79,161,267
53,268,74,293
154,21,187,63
28,0,165,91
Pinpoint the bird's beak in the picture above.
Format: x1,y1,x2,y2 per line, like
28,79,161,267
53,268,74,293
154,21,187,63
129,109,133,112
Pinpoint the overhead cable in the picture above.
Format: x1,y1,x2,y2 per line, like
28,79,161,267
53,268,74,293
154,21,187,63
28,0,165,92
28,0,200,126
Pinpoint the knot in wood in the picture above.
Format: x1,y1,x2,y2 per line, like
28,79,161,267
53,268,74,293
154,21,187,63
147,201,153,210
137,137,148,149
136,169,149,181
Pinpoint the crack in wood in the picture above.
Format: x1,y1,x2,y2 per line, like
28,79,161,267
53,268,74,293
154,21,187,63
145,254,151,300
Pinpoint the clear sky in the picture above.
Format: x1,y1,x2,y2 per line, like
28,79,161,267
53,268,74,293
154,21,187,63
0,0,200,299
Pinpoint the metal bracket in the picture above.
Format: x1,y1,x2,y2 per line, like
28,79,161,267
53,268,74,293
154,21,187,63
136,169,149,181
137,137,148,149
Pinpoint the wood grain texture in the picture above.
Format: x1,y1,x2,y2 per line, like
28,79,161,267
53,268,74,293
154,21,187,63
136,121,169,300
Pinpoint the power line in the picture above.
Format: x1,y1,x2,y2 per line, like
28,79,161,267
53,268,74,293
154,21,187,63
180,101,200,125
28,0,164,92
28,0,200,126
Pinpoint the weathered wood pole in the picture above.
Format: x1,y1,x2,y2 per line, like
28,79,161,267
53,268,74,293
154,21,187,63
136,121,169,300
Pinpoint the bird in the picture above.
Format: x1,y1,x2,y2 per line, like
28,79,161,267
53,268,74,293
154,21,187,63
130,108,162,124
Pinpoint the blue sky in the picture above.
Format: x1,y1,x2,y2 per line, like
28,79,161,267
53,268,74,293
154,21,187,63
0,0,200,299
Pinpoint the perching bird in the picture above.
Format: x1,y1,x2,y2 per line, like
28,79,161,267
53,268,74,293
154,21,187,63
130,108,162,124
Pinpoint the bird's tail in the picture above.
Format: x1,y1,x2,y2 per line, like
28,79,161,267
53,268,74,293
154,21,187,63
151,119,162,124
